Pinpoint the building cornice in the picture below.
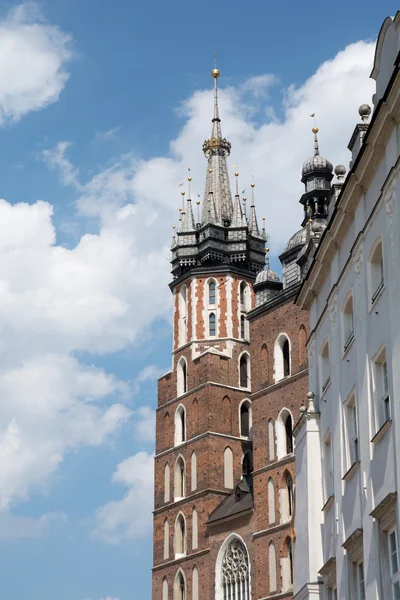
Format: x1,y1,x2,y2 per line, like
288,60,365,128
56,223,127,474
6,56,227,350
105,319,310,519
157,380,252,412
153,487,231,516
155,430,249,459
251,369,308,401
152,548,209,572
297,61,400,310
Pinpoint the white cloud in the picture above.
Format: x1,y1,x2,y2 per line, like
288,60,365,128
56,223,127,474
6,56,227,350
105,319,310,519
92,452,153,543
0,37,375,537
134,407,156,443
0,2,73,124
94,127,121,143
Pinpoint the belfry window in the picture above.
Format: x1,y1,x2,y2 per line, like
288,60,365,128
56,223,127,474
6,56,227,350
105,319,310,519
242,451,253,476
240,401,251,438
283,339,290,377
209,312,216,337
221,538,250,600
239,354,250,388
174,405,186,446
174,513,186,558
274,334,291,382
285,414,293,455
174,571,186,600
209,281,216,305
241,315,245,339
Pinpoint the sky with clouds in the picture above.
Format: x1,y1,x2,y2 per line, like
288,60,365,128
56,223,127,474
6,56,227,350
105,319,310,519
0,1,394,598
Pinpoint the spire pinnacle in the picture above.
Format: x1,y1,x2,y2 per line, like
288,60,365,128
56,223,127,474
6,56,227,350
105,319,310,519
312,127,320,156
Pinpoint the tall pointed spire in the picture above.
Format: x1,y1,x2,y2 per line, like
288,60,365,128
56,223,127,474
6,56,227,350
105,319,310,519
313,126,320,156
231,171,244,227
248,182,260,236
202,65,233,224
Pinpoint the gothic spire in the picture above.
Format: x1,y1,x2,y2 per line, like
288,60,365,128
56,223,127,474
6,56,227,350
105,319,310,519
248,183,260,236
201,67,233,224
313,126,320,156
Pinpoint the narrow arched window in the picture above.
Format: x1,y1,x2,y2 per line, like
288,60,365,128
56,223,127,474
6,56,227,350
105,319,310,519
174,571,186,600
299,325,307,366
240,401,251,438
164,463,170,503
177,358,188,396
282,537,294,590
178,285,187,347
283,339,290,377
191,452,197,492
320,340,330,392
285,414,293,454
287,473,293,516
192,508,198,550
174,457,185,500
268,419,275,461
174,405,186,446
209,312,216,337
240,315,245,339
268,478,275,524
261,344,269,383
239,354,250,388
164,519,169,560
208,281,216,305
162,578,168,600
242,451,253,476
240,281,246,307
269,542,277,593
342,294,354,351
224,447,234,489
220,538,250,600
192,567,198,600
174,514,186,558
369,238,384,304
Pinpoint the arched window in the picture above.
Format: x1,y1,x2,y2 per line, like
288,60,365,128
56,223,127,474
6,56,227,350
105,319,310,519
282,537,294,591
192,508,198,550
239,353,250,388
164,412,171,449
285,414,293,454
269,542,277,593
208,281,216,305
164,519,169,559
164,463,170,503
174,405,186,446
268,478,275,525
220,537,250,600
174,513,186,558
192,567,199,600
242,451,253,476
224,447,234,489
280,471,293,523
299,325,307,366
276,409,294,460
261,344,269,383
174,570,186,600
240,281,246,307
240,314,246,339
222,396,232,433
178,285,187,347
368,238,384,304
192,398,199,435
342,293,354,351
268,419,275,461
209,312,216,337
174,456,185,500
191,452,197,492
177,357,188,396
320,340,330,392
163,578,168,600
240,400,251,438
274,334,291,382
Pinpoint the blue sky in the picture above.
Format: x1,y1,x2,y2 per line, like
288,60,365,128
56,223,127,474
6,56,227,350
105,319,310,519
0,1,394,599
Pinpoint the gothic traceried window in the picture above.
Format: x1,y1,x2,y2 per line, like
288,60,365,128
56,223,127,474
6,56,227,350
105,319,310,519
221,539,250,600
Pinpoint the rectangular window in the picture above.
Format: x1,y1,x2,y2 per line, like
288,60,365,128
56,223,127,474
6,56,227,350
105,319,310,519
373,349,391,430
323,431,333,501
388,528,400,599
357,562,366,600
344,395,359,470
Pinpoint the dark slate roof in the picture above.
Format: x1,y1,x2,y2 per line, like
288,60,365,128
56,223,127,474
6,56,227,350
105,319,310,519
207,477,254,524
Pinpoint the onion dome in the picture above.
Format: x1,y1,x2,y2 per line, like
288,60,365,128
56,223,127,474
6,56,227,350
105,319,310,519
302,127,333,179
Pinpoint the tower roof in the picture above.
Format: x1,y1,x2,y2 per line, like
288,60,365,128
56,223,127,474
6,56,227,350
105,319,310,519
301,127,333,180
201,68,233,224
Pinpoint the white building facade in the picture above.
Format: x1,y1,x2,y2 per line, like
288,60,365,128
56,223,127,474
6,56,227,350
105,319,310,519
294,13,400,600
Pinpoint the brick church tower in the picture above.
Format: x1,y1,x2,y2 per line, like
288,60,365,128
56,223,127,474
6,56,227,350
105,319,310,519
152,68,337,600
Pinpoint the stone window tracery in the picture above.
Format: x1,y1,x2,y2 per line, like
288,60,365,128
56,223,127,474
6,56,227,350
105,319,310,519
221,539,250,600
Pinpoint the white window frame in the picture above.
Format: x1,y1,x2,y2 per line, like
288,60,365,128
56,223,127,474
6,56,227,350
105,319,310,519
344,393,359,473
388,527,400,599
206,278,218,338
368,237,385,307
320,338,331,394
372,346,391,432
341,291,355,353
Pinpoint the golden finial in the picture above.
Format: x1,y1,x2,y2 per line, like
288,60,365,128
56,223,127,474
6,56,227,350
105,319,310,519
208,168,212,173
243,196,247,202
172,225,176,230
188,176,192,182
181,190,185,196
234,172,239,177
179,207,182,212
212,51,220,78
251,182,255,188
312,127,319,134
308,218,313,223
196,200,200,205
265,247,270,252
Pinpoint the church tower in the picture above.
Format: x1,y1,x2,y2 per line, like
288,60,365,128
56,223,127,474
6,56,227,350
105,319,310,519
152,67,265,600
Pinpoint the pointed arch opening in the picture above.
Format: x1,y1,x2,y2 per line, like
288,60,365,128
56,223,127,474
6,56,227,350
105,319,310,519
242,450,253,476
178,285,188,347
164,462,170,503
174,569,186,600
162,578,168,600
276,408,294,460
164,518,169,560
269,541,277,593
208,280,216,305
280,470,294,523
274,334,291,382
209,312,216,337
224,447,234,489
174,456,186,501
177,357,188,396
174,513,187,558
192,566,199,600
216,535,250,600
192,508,198,550
268,419,275,462
298,325,307,366
174,405,186,446
261,343,269,383
268,477,275,525
191,451,197,492
239,352,250,389
282,537,294,591
239,399,252,438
